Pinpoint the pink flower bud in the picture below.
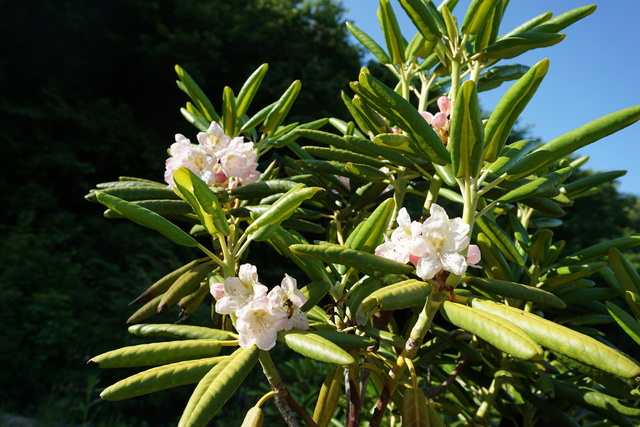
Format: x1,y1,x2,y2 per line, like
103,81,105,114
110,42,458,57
437,96,451,116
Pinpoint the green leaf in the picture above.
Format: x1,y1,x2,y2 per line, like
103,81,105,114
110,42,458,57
291,243,415,276
178,346,259,427
483,59,549,163
477,64,530,93
346,22,391,64
236,63,268,118
561,170,626,199
398,0,441,42
222,86,237,136
345,198,395,252
476,232,512,281
175,65,220,122
606,302,640,346
240,407,264,427
89,340,223,368
313,366,343,427
95,192,198,247
311,330,376,349
461,0,501,35
530,5,597,33
608,248,640,295
173,168,230,236
476,214,524,266
472,0,504,52
130,259,201,305
483,32,565,60
498,167,572,204
441,301,543,360
302,146,387,168
86,185,179,202
261,80,301,135
102,200,194,219
100,357,225,401
448,80,484,178
267,228,331,284
508,105,640,179
378,0,406,64
128,324,233,341
626,291,640,321
552,380,640,424
470,278,566,308
471,298,640,379
356,279,432,325
500,12,552,38
278,330,355,365
245,185,323,241
351,73,451,165
159,262,213,313
181,105,211,131
559,236,640,265
401,387,429,427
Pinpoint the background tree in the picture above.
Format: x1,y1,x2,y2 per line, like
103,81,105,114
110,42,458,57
0,0,361,422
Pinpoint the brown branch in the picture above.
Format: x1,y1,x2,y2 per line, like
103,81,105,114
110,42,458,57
424,355,469,398
272,381,318,427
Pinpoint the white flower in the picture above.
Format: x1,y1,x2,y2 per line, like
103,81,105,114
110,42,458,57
412,204,471,279
165,122,260,189
213,264,268,315
236,297,289,350
267,274,309,331
164,135,218,188
375,204,481,280
375,208,423,264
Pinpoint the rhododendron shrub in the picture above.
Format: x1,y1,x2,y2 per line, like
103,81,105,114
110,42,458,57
86,1,640,426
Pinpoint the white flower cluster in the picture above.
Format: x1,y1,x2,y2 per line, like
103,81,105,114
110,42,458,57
210,264,309,351
164,122,260,189
375,204,481,280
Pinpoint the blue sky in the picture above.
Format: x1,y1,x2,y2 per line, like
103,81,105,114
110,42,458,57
342,1,640,196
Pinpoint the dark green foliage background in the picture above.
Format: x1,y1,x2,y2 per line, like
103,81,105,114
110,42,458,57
0,0,361,423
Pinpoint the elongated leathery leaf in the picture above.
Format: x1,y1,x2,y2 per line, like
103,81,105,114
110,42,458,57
240,407,264,427
261,80,301,135
486,139,539,174
158,262,213,312
346,22,391,64
175,65,220,122
608,248,640,295
86,185,179,202
508,105,640,180
291,243,415,276
351,72,450,165
101,357,225,401
379,0,406,65
606,301,640,346
627,291,640,321
236,63,268,118
483,32,565,60
345,198,395,252
484,59,549,163
461,0,501,35
95,192,198,247
471,278,565,308
173,168,230,236
552,380,640,423
278,330,355,365
89,340,223,368
128,324,234,341
475,216,524,265
471,298,640,378
559,236,640,265
245,184,323,241
449,80,484,178
130,259,200,305
313,366,343,427
402,387,429,427
530,5,596,34
178,346,259,427
498,167,572,204
356,279,432,325
441,301,543,360
399,0,441,42
562,170,626,198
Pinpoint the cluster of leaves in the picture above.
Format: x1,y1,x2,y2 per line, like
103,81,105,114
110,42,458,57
85,0,640,426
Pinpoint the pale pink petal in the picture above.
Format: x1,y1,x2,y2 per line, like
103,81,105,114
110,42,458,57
437,96,451,115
